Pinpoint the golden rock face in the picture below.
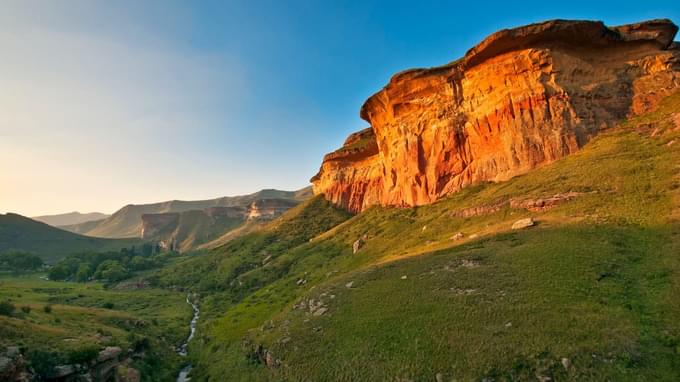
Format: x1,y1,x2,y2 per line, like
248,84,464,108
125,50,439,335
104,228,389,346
312,19,680,213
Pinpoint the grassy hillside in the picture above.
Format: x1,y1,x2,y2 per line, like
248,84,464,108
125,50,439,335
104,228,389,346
65,187,312,239
0,214,142,264
0,274,191,380
152,92,680,380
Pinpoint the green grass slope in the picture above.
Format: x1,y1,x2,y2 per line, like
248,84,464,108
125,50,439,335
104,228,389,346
0,274,191,380
0,214,142,264
153,92,680,381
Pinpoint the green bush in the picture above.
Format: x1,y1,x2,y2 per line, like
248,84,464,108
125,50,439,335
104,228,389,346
0,300,15,316
21,306,31,314
67,346,99,365
43,304,52,313
27,349,61,379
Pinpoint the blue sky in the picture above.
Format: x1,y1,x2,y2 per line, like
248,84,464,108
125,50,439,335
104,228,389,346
1,0,678,216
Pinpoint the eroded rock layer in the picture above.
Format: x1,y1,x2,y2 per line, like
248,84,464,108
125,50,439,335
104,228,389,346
312,19,680,212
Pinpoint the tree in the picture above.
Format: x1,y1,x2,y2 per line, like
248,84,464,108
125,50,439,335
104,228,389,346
75,263,92,282
94,260,128,282
47,265,69,281
0,251,43,272
129,256,150,271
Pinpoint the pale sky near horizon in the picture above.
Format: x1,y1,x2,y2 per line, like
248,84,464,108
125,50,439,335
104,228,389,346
1,0,679,216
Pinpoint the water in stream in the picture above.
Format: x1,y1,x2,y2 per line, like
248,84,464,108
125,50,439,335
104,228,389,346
176,294,199,382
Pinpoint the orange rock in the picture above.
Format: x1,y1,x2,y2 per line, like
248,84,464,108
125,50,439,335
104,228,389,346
312,19,680,212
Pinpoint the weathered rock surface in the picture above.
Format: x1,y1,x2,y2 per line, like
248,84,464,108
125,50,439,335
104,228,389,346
512,218,535,230
312,19,680,212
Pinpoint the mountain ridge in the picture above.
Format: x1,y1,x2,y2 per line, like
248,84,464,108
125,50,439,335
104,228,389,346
31,211,110,227
61,187,312,239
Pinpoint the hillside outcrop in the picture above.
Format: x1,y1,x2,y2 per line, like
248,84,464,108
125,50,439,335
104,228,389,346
312,19,680,212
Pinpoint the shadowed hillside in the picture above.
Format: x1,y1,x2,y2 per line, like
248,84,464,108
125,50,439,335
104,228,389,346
0,213,142,263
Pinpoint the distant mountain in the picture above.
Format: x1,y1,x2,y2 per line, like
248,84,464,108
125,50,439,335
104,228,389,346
32,211,110,227
0,213,141,263
61,187,313,240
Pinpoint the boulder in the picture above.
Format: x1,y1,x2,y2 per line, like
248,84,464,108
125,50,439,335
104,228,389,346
97,346,122,362
511,218,535,230
451,232,464,241
352,239,363,254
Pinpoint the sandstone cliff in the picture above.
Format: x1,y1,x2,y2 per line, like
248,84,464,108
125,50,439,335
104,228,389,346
312,19,680,212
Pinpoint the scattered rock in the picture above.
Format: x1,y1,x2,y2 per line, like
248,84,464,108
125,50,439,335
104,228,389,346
97,346,122,363
313,307,328,316
561,357,571,370
469,234,479,239
422,225,427,232
353,239,363,254
505,322,512,327
262,255,272,265
52,365,75,378
5,347,19,358
345,281,354,288
451,288,476,295
460,259,480,268
296,279,307,286
435,372,445,382
511,217,534,230
451,232,464,241
401,275,408,280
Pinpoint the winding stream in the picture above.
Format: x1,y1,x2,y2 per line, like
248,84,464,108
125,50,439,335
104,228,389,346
176,294,199,382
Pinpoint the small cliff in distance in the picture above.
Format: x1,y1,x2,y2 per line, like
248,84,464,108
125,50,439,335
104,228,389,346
62,187,311,239
140,199,301,252
312,19,680,212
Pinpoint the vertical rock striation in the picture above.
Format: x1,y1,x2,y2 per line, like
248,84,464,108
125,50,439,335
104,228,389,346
312,19,680,212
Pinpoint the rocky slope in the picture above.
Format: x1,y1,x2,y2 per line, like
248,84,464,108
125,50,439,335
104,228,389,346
312,19,680,212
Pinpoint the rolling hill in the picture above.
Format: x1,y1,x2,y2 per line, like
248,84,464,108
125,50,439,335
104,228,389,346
0,213,142,263
61,188,312,240
31,211,110,227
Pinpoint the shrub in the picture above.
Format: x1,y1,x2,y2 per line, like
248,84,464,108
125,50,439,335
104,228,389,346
67,346,99,365
0,300,15,316
102,302,114,309
27,349,61,379
43,304,52,313
21,306,31,314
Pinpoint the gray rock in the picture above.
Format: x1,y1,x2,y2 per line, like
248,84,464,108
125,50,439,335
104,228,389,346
353,239,363,254
511,217,534,230
561,357,571,370
313,307,328,316
97,346,122,362
435,372,444,382
52,364,75,378
6,346,20,358
0,356,12,374
345,281,354,288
